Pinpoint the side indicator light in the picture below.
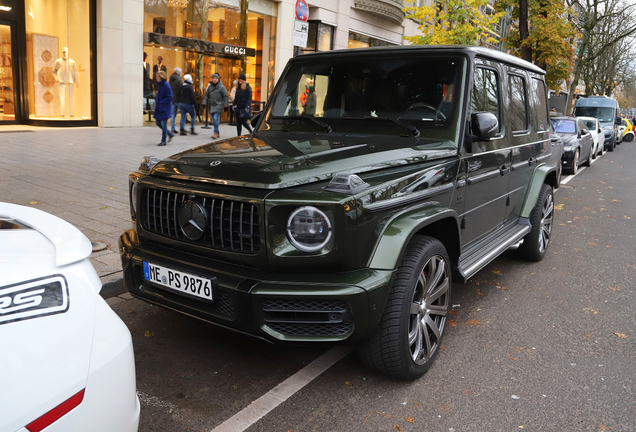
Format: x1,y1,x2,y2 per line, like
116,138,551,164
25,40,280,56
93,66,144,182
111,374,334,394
26,389,85,432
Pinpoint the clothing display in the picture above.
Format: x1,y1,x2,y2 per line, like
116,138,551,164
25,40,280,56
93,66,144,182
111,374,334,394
53,47,79,117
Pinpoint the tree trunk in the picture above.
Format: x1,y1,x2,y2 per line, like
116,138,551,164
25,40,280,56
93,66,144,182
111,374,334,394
519,0,532,62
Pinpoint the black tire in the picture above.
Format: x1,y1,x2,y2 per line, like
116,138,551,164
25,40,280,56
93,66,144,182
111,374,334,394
624,134,634,142
568,149,579,174
517,184,554,261
609,142,615,152
555,163,562,189
357,236,451,380
583,146,592,167
592,144,597,159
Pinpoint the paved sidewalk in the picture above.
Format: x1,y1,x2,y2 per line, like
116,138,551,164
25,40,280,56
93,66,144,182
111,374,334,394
1,122,242,283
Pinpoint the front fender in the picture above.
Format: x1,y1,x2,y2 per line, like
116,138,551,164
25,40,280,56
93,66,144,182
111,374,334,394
368,203,460,270
520,164,555,218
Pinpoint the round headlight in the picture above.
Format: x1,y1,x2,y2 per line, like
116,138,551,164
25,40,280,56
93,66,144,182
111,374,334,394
286,206,332,252
130,181,138,216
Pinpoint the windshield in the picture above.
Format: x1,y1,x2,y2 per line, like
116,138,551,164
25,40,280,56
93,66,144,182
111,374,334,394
552,119,576,134
263,55,464,137
573,106,615,122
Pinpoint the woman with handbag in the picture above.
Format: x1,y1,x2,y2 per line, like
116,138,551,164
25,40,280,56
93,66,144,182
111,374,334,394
233,74,253,136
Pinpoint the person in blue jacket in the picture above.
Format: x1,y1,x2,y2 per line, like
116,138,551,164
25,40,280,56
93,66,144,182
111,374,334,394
154,71,174,146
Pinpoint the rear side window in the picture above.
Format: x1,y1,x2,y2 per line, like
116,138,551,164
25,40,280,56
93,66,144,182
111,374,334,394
533,78,549,132
508,75,528,132
470,67,500,132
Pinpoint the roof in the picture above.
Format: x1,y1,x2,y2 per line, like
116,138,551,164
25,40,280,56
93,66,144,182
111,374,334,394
294,45,546,75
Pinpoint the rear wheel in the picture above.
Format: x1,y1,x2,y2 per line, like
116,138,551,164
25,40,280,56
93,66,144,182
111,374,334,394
609,142,615,152
516,184,554,262
358,237,451,380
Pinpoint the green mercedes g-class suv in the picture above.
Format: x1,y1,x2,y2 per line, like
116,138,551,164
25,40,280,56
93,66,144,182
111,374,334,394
120,46,558,380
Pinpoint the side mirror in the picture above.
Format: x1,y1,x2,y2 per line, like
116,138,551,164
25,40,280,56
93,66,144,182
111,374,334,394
470,112,498,140
598,128,602,133
581,128,589,135
250,111,262,128
616,117,622,125
577,131,581,139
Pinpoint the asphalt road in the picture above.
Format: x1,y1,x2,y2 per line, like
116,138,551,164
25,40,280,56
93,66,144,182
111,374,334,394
107,141,635,432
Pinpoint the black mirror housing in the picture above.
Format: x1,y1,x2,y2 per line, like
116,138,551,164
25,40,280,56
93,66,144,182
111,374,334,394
251,111,262,128
616,117,622,125
470,112,498,140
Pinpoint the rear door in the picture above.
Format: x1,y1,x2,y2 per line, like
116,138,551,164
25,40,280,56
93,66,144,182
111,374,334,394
461,61,510,246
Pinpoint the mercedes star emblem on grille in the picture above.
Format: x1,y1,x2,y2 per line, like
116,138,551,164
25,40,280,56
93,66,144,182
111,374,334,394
178,201,207,240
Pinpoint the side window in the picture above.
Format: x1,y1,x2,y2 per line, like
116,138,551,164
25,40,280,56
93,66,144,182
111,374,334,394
533,78,549,132
470,67,500,132
508,75,528,132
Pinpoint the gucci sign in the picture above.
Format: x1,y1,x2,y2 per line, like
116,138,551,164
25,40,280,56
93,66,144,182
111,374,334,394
224,46,247,55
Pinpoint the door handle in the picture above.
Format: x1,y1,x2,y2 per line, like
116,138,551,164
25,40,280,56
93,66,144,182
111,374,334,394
527,157,536,166
499,166,510,175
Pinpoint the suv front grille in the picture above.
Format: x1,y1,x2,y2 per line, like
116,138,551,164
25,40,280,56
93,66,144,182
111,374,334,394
262,299,353,337
141,188,261,254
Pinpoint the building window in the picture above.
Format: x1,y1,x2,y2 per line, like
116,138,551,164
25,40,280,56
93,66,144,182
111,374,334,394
300,22,334,54
348,31,396,49
25,0,93,120
143,0,277,119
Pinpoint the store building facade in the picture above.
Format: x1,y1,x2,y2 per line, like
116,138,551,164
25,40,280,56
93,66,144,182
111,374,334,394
0,0,421,128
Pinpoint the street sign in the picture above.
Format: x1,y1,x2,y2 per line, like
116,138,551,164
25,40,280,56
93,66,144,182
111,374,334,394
295,0,309,22
293,20,308,48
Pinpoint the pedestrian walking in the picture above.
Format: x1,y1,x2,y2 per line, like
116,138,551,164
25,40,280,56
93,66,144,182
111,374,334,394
179,74,198,135
233,74,253,136
169,67,182,133
228,80,238,126
203,73,228,139
153,71,174,146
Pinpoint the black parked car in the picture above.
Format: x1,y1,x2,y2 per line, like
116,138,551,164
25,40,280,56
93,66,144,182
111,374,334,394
552,117,595,174
121,46,560,380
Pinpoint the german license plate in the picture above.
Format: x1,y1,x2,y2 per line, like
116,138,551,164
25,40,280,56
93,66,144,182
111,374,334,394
143,261,213,301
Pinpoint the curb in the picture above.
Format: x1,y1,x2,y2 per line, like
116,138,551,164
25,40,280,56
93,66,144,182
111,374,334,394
100,271,126,299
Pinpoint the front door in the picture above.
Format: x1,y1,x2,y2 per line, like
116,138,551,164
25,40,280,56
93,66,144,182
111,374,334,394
0,21,18,124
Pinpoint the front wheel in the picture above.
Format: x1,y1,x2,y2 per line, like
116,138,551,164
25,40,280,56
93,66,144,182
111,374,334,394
583,146,592,167
516,184,554,261
568,149,579,174
357,237,451,380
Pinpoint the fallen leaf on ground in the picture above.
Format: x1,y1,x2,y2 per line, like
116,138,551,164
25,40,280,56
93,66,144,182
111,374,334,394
405,417,415,423
109,187,115,190
394,425,402,431
612,332,628,339
612,199,622,202
589,243,597,246
624,216,631,219
29,201,38,205
509,356,516,360
466,319,480,327
609,287,619,291
449,310,458,315
492,270,501,274
144,331,154,337
100,206,107,209
554,204,564,210
448,319,458,327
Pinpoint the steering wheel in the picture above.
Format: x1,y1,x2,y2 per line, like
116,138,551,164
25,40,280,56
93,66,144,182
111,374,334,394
404,103,447,120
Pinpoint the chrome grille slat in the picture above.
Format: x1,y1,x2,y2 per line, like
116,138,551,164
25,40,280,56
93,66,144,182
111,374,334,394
141,188,260,254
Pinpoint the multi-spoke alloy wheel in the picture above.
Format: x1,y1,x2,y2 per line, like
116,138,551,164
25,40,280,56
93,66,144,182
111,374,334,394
408,255,450,365
358,236,451,380
517,183,554,262
538,190,554,254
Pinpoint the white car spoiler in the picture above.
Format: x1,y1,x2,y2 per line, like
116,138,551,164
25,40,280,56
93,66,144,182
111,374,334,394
0,202,92,267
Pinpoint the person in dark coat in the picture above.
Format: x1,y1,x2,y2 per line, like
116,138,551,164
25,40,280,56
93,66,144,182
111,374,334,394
203,73,228,139
169,67,182,133
304,86,316,116
153,71,174,146
179,74,198,135
233,73,253,136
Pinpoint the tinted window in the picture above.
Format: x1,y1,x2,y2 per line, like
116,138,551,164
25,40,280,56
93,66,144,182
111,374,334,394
573,106,615,122
470,68,500,131
508,75,527,132
583,120,596,130
533,78,549,131
552,119,576,134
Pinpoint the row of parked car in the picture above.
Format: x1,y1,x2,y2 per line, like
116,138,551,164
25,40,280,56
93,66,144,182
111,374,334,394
551,95,631,176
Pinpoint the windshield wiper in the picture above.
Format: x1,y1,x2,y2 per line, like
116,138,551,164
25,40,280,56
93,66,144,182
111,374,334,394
343,116,420,137
273,115,332,132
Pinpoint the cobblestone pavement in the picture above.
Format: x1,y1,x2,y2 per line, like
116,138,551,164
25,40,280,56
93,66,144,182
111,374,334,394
1,121,241,281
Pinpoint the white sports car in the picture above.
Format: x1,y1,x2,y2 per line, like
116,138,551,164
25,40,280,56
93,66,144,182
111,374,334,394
0,203,139,432
578,116,604,158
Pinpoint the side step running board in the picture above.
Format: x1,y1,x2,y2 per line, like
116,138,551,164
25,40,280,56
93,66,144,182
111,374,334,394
458,219,531,282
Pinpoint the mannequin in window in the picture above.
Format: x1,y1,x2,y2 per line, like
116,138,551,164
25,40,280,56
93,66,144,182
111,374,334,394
143,52,151,111
53,47,79,118
153,56,167,90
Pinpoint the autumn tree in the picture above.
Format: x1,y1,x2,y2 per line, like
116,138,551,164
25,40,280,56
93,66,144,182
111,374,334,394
403,0,505,46
495,0,576,88
564,0,636,112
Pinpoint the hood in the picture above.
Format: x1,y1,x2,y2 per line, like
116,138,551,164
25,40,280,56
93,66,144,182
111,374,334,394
150,132,458,189
559,135,579,146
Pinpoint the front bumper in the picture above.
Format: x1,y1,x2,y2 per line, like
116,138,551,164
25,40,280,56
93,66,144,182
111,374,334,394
561,151,576,169
119,229,394,343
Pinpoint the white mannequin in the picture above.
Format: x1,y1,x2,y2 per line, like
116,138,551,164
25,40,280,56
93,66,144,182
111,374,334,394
53,47,79,117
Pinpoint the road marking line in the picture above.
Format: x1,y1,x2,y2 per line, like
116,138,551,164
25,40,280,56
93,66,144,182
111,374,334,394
210,345,354,432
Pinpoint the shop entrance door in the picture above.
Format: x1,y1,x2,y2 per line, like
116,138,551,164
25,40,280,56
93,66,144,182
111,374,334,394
0,21,18,123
